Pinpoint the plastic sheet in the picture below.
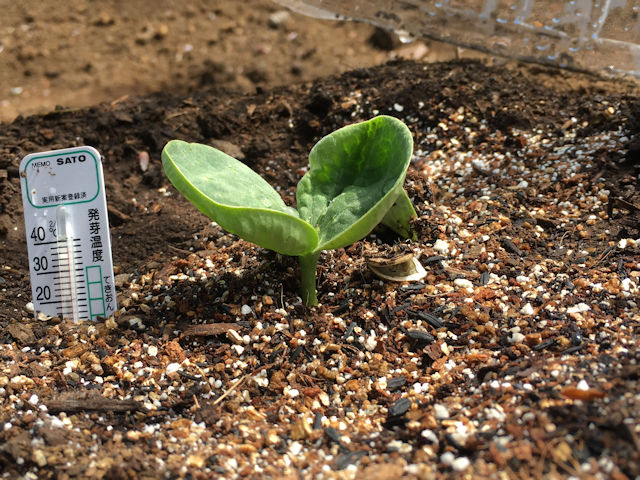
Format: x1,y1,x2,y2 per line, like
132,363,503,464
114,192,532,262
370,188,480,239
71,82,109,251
275,0,640,79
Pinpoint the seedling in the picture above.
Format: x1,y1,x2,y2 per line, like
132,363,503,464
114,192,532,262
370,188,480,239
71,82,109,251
162,115,416,305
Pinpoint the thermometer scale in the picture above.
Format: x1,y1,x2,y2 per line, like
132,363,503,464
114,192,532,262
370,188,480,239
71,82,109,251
20,146,117,321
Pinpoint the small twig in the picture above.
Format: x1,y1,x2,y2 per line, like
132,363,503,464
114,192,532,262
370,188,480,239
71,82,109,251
164,109,196,120
193,364,212,393
443,265,481,278
110,94,130,106
46,391,143,413
211,364,274,406
615,197,640,212
212,374,248,406
546,438,582,477
183,323,240,337
168,244,192,255
593,245,616,267
280,283,284,310
592,167,606,182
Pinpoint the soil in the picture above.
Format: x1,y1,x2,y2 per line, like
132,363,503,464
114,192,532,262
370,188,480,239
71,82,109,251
1,2,640,480
0,0,465,123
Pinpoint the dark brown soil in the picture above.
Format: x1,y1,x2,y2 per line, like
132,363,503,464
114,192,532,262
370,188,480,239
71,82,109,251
1,7,640,480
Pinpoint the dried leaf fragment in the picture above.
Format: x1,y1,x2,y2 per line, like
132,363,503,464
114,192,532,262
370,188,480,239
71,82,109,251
560,386,606,401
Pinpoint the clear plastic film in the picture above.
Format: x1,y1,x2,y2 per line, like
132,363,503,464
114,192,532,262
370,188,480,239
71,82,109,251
275,0,640,79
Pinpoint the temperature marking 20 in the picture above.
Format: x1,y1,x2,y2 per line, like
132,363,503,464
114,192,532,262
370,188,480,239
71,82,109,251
20,146,117,322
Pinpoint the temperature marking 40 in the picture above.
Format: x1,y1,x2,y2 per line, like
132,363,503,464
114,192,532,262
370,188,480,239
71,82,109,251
20,146,117,321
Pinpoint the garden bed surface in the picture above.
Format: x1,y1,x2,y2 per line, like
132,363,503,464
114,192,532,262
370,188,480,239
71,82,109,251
0,59,639,479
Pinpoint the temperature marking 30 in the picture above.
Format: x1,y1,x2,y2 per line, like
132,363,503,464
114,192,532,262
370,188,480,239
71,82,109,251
20,146,117,322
